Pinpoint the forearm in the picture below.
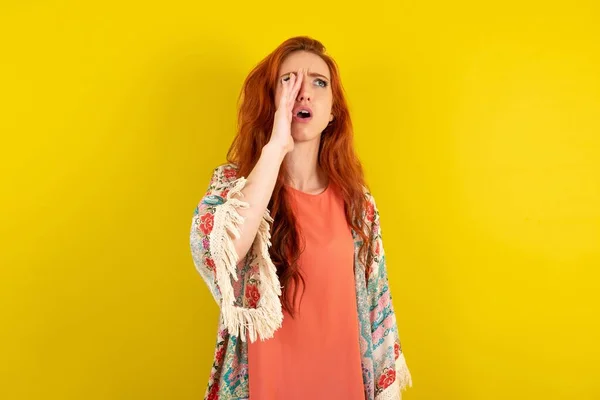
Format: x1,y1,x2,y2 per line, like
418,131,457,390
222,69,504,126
232,142,287,261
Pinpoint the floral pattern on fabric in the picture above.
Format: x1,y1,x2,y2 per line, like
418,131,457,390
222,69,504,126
244,279,260,308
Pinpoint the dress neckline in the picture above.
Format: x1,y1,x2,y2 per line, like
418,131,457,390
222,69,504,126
284,180,332,197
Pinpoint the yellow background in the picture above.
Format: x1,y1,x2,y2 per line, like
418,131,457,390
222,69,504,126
1,1,599,399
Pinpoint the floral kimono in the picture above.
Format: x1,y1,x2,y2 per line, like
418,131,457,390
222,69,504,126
190,163,412,400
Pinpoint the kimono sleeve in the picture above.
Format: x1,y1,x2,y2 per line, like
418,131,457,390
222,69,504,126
366,194,413,398
189,164,283,342
189,165,248,304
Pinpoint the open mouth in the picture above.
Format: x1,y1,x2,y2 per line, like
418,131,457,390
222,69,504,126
296,110,312,119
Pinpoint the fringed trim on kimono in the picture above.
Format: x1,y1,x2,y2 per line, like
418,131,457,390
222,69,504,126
376,352,413,400
209,177,283,343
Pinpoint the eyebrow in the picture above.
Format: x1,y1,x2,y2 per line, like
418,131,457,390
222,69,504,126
279,71,330,81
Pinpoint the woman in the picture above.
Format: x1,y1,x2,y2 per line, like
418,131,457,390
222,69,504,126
190,36,411,400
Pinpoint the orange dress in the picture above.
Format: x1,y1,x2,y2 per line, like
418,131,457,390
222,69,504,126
247,181,365,400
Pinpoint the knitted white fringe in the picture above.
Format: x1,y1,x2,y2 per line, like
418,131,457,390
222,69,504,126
376,353,413,400
209,177,283,343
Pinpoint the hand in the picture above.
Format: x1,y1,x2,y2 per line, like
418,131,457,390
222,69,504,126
268,68,304,154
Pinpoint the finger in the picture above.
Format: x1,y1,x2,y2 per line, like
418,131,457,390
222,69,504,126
292,69,303,96
284,72,296,96
288,72,297,93
284,72,298,110
288,68,303,107
279,72,295,108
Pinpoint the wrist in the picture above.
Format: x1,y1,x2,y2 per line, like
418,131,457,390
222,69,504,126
263,141,288,160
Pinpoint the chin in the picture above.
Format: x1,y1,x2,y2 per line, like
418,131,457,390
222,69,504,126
291,124,324,143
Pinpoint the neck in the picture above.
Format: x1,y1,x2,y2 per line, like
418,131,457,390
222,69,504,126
283,138,328,193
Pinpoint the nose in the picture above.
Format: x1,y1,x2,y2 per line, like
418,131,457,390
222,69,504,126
296,74,312,102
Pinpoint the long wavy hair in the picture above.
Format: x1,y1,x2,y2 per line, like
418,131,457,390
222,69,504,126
226,36,370,317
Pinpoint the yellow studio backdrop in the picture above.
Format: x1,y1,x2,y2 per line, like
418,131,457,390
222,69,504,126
1,1,599,399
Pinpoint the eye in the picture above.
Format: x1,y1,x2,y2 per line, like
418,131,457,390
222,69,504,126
281,73,293,83
314,78,328,88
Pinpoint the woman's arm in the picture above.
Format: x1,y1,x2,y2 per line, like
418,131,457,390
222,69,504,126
188,70,304,341
189,159,286,340
190,69,304,297
189,141,286,303
229,142,286,262
231,69,304,262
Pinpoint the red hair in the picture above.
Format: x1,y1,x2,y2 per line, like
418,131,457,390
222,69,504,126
226,36,370,317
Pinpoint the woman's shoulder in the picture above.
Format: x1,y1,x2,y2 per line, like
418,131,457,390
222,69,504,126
360,185,381,228
361,184,376,207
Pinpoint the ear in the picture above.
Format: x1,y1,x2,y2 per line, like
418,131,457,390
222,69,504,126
329,114,334,122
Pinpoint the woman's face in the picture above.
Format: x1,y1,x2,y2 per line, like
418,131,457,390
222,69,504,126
274,51,334,143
